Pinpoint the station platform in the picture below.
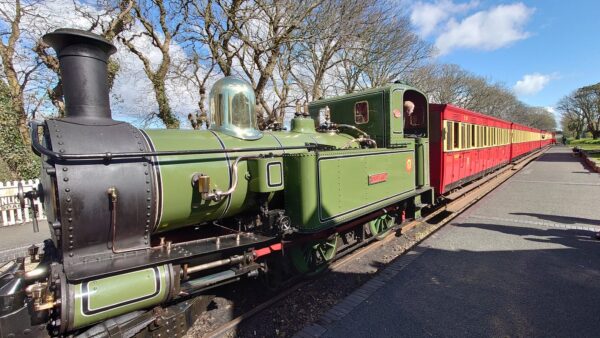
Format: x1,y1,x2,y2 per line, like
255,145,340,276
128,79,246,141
296,146,600,337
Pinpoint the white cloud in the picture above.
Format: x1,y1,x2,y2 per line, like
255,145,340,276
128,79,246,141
434,3,534,55
513,73,551,96
410,0,479,37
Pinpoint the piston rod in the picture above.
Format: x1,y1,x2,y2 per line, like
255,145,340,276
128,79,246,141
184,255,246,275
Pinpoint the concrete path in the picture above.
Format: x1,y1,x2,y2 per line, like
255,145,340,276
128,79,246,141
0,221,50,262
297,146,600,338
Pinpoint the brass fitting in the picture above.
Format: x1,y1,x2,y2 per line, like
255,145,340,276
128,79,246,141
107,186,117,202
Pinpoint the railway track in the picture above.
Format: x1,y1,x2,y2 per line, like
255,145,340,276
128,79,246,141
198,147,550,338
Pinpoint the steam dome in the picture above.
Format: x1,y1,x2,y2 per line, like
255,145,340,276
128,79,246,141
209,77,262,140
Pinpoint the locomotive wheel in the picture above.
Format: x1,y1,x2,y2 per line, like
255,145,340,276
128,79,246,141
368,214,395,240
290,235,338,275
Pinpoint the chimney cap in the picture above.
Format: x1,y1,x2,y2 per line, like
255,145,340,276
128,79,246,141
43,28,116,58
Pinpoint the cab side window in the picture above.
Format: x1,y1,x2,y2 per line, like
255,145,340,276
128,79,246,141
354,101,369,124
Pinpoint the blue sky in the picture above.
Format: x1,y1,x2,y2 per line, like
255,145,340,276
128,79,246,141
408,0,600,118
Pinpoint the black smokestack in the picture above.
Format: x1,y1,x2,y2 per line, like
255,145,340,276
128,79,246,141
43,28,117,120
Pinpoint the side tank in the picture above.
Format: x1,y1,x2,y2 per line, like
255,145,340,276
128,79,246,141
143,115,355,232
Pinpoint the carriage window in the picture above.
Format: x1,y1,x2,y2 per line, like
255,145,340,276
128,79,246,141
354,101,369,124
453,122,460,149
446,121,454,151
465,124,470,149
483,127,487,146
495,128,498,146
496,128,499,145
471,125,476,147
461,123,466,149
497,128,500,145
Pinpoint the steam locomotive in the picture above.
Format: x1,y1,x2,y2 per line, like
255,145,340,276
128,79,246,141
0,29,434,337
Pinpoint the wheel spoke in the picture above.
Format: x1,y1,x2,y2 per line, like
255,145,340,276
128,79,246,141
317,247,326,261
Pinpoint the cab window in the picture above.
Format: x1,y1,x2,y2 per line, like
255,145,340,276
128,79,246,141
354,101,369,124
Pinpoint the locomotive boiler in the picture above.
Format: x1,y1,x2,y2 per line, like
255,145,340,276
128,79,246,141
0,28,433,337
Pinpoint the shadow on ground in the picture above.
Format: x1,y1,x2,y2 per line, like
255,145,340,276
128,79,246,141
510,212,600,227
313,222,600,338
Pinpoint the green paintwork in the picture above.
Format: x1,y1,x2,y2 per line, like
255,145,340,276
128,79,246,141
248,157,284,192
369,213,395,240
284,148,416,232
290,116,317,133
143,117,355,233
308,82,431,202
71,265,170,330
412,137,431,188
290,234,338,274
309,83,428,148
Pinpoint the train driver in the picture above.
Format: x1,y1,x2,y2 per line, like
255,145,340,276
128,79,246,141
404,100,415,127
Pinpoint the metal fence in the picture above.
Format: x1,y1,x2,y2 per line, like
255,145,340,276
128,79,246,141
0,179,46,226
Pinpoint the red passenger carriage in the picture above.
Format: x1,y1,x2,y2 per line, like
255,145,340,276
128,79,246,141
429,104,550,196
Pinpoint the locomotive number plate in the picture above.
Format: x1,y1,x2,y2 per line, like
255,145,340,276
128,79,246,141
368,172,388,185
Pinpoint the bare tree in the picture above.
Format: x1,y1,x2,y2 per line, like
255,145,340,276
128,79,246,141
292,0,375,101
0,0,45,143
33,0,134,116
183,52,216,129
327,7,430,94
522,107,556,130
190,0,245,77
559,97,586,139
557,83,600,139
574,83,600,139
231,0,323,120
119,0,189,128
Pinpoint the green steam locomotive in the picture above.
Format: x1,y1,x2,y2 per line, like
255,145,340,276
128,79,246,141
0,29,432,337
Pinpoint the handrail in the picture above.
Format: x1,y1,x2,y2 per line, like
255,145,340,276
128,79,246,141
29,120,333,162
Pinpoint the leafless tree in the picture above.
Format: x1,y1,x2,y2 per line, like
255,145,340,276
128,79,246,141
558,83,600,139
0,0,47,143
189,0,245,77
292,0,374,100
118,0,189,128
183,52,216,129
33,0,134,116
231,0,323,120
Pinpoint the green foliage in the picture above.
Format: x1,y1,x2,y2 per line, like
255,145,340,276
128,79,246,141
0,82,39,181
567,138,600,145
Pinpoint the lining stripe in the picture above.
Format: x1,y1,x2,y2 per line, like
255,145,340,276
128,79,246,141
139,130,163,232
81,267,161,316
267,132,285,153
208,130,233,219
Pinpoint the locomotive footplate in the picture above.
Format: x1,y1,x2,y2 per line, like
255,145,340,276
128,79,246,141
64,232,276,282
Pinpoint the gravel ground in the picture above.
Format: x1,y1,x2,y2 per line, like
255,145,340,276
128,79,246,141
185,219,444,338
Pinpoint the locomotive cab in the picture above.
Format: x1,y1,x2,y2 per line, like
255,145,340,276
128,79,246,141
309,83,432,189
403,89,428,138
